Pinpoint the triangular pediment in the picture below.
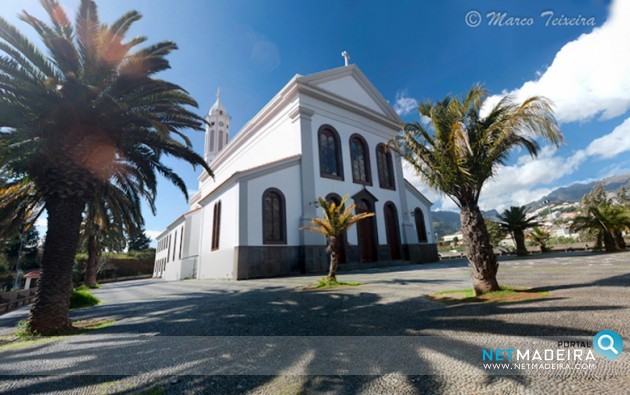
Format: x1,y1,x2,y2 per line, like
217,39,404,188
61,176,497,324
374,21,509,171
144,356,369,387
352,187,379,204
298,65,401,122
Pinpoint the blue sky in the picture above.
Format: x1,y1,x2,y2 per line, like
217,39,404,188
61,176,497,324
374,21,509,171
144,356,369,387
4,0,629,244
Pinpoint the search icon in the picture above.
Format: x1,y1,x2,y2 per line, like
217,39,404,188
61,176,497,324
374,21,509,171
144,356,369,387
597,334,618,354
594,330,623,361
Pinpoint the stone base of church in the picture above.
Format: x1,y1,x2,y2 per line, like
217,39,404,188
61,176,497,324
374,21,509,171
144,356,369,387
233,243,439,280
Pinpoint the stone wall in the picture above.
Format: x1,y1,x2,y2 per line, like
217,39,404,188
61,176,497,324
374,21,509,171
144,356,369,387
233,243,439,280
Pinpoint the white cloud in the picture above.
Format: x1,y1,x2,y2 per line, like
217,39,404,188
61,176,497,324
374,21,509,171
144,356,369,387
403,144,588,212
393,90,418,116
483,0,630,123
586,117,630,158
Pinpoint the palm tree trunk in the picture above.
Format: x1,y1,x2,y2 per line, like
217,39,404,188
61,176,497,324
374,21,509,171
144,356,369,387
613,231,626,250
28,196,85,335
514,230,527,255
603,231,617,252
84,239,100,288
460,206,500,295
327,236,339,281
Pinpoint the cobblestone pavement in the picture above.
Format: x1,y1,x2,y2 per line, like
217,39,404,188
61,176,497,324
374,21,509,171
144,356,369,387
0,251,628,394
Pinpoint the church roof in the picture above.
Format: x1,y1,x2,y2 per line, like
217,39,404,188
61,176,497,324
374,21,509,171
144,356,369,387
297,65,402,122
204,64,402,176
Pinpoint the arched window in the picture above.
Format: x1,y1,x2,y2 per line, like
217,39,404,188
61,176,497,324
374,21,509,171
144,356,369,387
376,144,396,190
173,230,177,261
384,202,402,259
211,201,221,250
218,130,224,150
179,229,184,259
209,130,215,151
318,125,343,180
167,234,171,262
263,188,286,244
414,208,428,243
350,134,371,185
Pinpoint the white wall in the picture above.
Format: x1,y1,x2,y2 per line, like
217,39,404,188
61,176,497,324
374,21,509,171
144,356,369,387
197,184,239,279
302,95,414,247
159,221,186,281
405,188,435,244
244,162,303,246
198,98,302,198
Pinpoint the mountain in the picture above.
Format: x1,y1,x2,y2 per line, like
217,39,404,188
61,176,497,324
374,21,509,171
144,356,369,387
431,210,460,237
526,173,630,210
430,173,630,236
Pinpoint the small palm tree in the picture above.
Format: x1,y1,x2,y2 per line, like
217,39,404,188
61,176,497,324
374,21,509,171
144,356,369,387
571,205,630,252
528,227,551,253
497,206,540,255
301,195,374,281
0,0,211,334
392,85,562,295
80,186,143,287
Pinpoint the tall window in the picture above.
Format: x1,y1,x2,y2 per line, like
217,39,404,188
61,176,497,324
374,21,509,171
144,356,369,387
414,208,428,243
263,188,286,244
211,201,221,250
179,229,184,259
350,134,371,185
318,125,343,180
384,202,402,260
167,234,171,262
210,130,215,150
376,144,395,190
173,230,177,261
218,131,224,150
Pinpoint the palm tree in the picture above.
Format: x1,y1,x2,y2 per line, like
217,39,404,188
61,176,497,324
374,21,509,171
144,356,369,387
528,227,551,253
0,178,43,239
0,0,212,334
497,206,540,255
571,205,630,252
301,195,374,281
392,85,562,295
80,185,143,287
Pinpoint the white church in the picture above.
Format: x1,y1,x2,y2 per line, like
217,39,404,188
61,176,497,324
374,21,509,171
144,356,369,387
153,60,438,280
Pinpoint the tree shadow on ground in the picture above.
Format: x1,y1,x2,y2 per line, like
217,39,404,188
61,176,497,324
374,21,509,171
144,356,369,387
530,272,630,292
1,268,627,394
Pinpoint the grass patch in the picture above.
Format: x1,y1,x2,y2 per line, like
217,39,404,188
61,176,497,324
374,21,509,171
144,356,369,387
69,289,101,309
75,283,101,291
303,277,361,290
428,286,550,304
0,318,116,352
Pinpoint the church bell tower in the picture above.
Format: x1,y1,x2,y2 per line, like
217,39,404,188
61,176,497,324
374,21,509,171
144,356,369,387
204,88,231,164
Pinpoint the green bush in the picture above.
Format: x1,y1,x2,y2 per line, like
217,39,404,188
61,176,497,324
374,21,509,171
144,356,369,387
69,290,101,309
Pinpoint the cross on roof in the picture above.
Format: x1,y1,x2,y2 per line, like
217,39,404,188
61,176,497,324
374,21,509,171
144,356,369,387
341,51,350,66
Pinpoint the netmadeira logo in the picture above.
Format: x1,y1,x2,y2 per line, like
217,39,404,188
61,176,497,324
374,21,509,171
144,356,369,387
481,330,623,370
593,330,623,361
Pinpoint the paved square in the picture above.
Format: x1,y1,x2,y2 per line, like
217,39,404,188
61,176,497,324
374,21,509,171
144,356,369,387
0,251,628,394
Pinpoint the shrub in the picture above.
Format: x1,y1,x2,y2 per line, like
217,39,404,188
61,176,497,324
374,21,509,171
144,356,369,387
69,290,101,309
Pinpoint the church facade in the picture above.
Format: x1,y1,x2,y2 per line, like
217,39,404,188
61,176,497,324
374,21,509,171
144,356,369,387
153,64,438,280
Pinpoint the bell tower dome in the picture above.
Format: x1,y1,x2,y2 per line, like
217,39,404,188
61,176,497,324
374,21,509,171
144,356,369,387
204,88,231,164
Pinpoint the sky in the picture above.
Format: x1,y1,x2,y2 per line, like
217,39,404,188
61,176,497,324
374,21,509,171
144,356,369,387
3,0,629,245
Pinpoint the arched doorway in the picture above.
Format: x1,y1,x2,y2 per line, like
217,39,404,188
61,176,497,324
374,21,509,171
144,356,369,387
384,202,402,260
356,199,378,262
414,208,428,243
326,193,347,264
